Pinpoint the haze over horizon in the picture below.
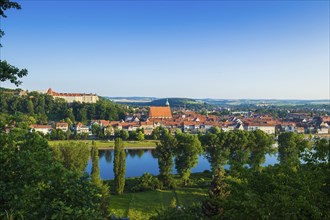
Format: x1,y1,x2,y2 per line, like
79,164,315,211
1,1,329,99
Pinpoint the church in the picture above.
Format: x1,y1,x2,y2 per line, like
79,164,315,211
148,99,172,119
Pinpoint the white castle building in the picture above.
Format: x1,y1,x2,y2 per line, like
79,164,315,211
46,88,99,103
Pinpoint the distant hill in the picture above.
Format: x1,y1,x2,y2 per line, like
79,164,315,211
150,98,203,107
105,96,329,107
105,97,157,103
198,99,330,106
109,97,212,109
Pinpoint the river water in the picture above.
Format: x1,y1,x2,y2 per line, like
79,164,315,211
85,149,279,180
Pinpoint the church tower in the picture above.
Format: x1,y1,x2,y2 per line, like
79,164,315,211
165,99,170,106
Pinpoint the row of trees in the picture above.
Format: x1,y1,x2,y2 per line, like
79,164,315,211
155,128,274,188
153,129,329,219
91,124,145,141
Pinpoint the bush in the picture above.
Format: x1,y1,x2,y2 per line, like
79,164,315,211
131,173,162,192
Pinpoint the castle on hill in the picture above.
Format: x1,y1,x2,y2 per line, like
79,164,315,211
46,88,99,103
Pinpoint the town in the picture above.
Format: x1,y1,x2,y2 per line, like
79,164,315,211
1,0,329,219
25,88,329,140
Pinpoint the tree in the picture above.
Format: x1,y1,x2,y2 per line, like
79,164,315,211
0,1,28,86
155,131,177,188
113,138,126,194
91,143,111,217
129,130,137,140
77,107,88,124
0,94,8,112
52,142,90,174
91,145,102,186
136,131,145,141
26,99,34,114
91,123,101,135
226,130,250,175
151,126,165,140
201,131,230,217
248,130,274,171
64,108,75,123
120,129,129,140
208,126,221,134
278,132,309,171
174,133,202,186
0,130,105,218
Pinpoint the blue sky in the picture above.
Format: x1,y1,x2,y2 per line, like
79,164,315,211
1,0,329,99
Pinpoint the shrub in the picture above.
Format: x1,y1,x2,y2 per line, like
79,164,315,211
131,173,162,192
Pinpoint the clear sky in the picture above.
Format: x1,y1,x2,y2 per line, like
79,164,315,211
1,0,329,99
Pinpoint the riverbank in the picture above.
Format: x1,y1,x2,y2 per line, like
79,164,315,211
48,140,158,149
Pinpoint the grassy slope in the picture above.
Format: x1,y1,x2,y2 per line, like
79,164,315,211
48,140,158,148
108,172,211,219
109,188,208,219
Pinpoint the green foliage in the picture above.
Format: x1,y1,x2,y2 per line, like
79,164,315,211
0,92,127,123
174,133,203,186
150,204,203,220
115,129,129,140
136,131,145,141
91,123,101,135
50,129,67,140
0,0,28,85
278,132,309,170
131,173,162,192
51,141,90,174
226,130,251,174
208,126,221,134
151,126,167,140
248,129,274,171
155,131,177,188
114,138,126,194
91,145,102,186
0,129,105,218
91,144,111,217
222,164,329,219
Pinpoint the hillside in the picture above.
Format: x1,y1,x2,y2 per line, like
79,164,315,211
113,97,212,109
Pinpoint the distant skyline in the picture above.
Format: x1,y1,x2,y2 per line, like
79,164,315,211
1,1,329,99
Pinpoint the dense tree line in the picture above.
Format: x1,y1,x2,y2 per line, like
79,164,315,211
0,124,109,218
0,91,127,124
153,130,329,219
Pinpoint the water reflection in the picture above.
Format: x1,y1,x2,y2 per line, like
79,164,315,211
126,149,150,158
86,149,279,180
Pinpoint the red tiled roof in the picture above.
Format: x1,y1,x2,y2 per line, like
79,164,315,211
47,88,96,97
31,124,52,129
56,122,68,127
149,107,172,118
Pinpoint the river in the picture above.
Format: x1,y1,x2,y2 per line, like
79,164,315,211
85,149,279,180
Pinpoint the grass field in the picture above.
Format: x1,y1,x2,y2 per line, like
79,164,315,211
48,140,158,148
109,188,208,219
107,172,211,219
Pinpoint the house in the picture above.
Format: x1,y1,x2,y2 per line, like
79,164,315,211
317,122,329,134
75,122,90,134
55,122,69,132
244,123,276,135
140,121,155,135
30,124,52,134
295,126,305,134
90,120,111,128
